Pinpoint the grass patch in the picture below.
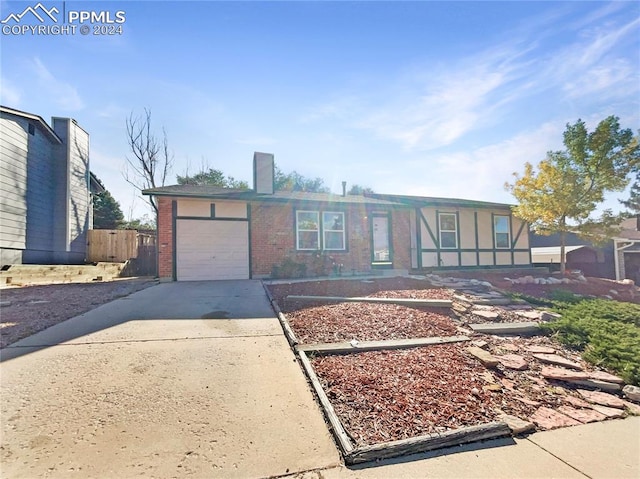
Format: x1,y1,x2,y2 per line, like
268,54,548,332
540,298,640,386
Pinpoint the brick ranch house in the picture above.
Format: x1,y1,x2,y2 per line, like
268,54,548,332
144,153,531,281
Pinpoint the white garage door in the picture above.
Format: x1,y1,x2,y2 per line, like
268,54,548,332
176,219,249,281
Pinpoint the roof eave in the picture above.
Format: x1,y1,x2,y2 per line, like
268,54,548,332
1,105,63,144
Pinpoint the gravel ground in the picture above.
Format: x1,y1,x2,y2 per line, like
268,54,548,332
0,278,156,348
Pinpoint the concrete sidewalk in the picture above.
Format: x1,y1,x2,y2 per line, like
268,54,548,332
1,280,638,479
302,416,639,478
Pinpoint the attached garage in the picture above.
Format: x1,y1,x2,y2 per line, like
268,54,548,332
176,219,249,281
158,198,252,281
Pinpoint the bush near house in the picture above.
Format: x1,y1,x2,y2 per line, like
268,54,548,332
533,292,640,386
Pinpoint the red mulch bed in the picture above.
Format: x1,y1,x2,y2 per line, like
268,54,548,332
269,277,456,344
268,277,450,303
286,303,457,344
311,336,624,447
312,344,499,446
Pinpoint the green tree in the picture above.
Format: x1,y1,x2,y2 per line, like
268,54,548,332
92,176,124,229
176,167,249,189
274,165,329,193
507,116,639,274
621,171,640,214
121,214,156,231
348,184,375,195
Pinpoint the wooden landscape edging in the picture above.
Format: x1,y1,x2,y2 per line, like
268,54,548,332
300,346,512,465
345,421,511,465
297,335,470,354
286,295,452,308
298,351,355,455
261,282,299,346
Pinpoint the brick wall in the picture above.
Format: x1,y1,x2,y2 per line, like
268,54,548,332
154,196,413,280
157,197,174,280
250,202,411,277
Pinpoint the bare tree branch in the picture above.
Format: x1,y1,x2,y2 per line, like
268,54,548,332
123,108,172,215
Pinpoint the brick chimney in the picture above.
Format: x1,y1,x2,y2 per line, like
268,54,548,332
253,152,274,194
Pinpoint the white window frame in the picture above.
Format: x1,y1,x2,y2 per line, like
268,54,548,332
494,215,511,249
438,213,458,249
295,210,346,251
322,211,345,251
296,211,320,250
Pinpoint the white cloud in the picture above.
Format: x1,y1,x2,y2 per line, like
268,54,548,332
31,57,84,111
0,76,21,106
396,121,564,203
303,5,638,153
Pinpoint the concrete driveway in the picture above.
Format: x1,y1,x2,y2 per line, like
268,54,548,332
0,280,340,478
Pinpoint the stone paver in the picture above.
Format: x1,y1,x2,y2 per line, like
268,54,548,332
623,384,640,401
466,346,499,368
590,404,626,419
533,353,582,370
497,354,528,370
541,366,588,381
557,405,606,423
578,389,626,409
530,406,581,430
526,345,555,354
589,370,624,384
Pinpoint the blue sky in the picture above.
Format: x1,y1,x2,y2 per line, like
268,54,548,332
2,1,639,220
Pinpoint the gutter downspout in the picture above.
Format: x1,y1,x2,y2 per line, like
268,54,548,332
614,239,638,280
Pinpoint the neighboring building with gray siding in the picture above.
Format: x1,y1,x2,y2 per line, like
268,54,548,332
0,106,93,265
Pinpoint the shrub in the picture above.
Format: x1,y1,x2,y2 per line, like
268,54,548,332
541,298,640,385
271,258,306,279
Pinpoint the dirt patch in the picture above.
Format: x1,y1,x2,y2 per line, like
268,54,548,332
0,278,156,348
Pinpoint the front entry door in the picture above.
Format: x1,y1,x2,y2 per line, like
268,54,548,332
371,213,392,268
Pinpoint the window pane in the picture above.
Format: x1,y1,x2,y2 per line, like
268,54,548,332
298,231,319,250
297,211,319,230
494,216,509,233
440,231,457,249
324,231,344,250
440,214,456,231
323,212,344,231
496,232,509,248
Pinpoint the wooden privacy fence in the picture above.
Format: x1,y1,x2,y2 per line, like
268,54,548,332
87,229,137,262
87,230,157,275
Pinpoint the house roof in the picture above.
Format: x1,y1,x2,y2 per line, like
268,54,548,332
89,172,105,194
142,184,405,207
0,105,62,144
143,184,519,209
531,245,593,263
366,193,514,210
616,216,640,240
